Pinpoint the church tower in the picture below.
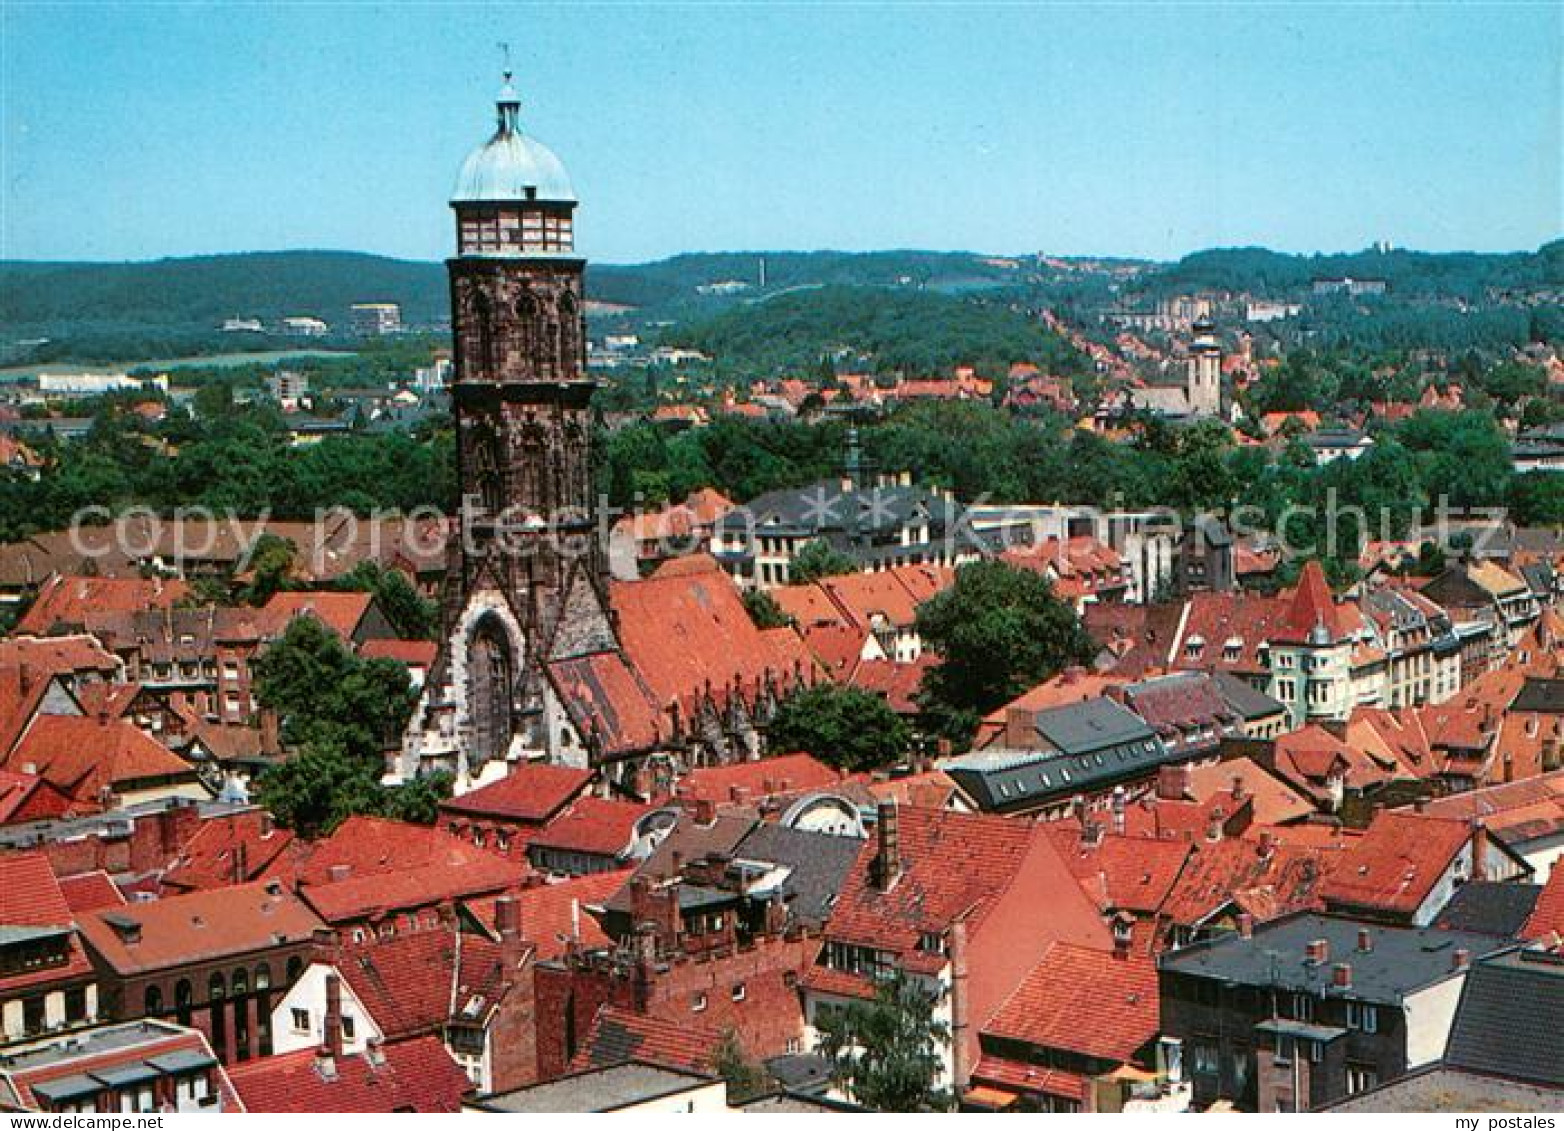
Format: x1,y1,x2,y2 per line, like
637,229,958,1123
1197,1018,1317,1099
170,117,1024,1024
1186,314,1222,417
401,73,617,785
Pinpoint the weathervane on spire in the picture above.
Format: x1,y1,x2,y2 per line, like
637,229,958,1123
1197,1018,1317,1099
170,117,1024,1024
495,41,520,129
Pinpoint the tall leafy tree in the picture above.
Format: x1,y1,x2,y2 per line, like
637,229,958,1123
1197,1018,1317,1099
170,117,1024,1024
815,972,952,1112
789,539,857,584
767,683,910,771
916,560,1095,743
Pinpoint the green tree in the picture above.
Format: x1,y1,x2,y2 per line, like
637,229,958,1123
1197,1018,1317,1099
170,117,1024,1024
789,539,857,584
815,972,952,1112
240,534,298,606
742,588,793,630
713,1030,774,1104
336,561,438,640
916,561,1095,742
768,683,910,772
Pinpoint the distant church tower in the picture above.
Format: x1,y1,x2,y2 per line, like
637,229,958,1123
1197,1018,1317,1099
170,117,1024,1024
400,73,617,786
1186,315,1222,417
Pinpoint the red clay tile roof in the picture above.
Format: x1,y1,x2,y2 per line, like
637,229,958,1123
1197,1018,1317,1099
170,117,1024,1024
677,753,843,805
850,656,934,715
1185,757,1315,827
270,816,519,887
611,556,816,715
0,852,96,993
1043,826,1192,915
568,1005,721,1075
358,639,437,666
547,651,665,755
162,811,296,892
1522,863,1564,946
227,1035,471,1113
0,634,120,679
463,870,628,961
1275,560,1346,644
1172,591,1291,678
6,715,194,803
976,669,1121,745
17,575,189,635
971,1055,1087,1102
259,591,375,641
526,797,651,859
439,764,593,824
0,767,76,825
56,870,125,914
335,927,463,1040
822,807,1107,972
77,879,321,974
1420,770,1564,845
983,942,1159,1064
1320,812,1474,917
299,854,522,925
1158,837,1337,928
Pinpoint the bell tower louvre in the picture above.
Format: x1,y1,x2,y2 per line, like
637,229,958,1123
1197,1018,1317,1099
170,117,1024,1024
398,72,619,787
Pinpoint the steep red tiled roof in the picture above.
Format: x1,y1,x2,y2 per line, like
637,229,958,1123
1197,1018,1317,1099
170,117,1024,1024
77,879,322,974
1173,591,1291,678
547,651,665,756
526,797,650,859
17,575,189,635
1185,757,1315,826
1419,770,1564,846
1158,837,1338,928
463,870,627,960
1043,827,1192,915
6,715,193,803
611,556,815,715
162,811,296,892
227,1036,471,1113
970,1055,1086,1102
822,807,1107,974
439,764,593,824
270,816,518,887
1522,863,1564,946
335,927,463,1040
55,870,125,914
1,851,79,930
975,669,1121,746
1320,812,1474,917
849,656,933,715
1275,560,1345,644
259,590,377,641
299,854,522,925
567,1005,720,1075
0,767,76,825
983,943,1158,1064
678,753,842,806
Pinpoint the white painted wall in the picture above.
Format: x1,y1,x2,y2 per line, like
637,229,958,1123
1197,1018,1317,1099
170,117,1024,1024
1403,973,1467,1069
266,962,383,1056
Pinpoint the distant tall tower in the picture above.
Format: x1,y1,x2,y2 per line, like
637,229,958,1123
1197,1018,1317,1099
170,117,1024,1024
1186,315,1222,417
402,73,618,784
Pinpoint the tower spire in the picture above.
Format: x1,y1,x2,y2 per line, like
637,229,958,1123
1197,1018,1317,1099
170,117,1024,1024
496,43,520,132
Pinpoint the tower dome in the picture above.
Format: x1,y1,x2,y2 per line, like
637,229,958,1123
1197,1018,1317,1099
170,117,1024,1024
452,73,576,205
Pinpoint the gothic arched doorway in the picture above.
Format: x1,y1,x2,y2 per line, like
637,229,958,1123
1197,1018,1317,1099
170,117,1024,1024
467,614,515,766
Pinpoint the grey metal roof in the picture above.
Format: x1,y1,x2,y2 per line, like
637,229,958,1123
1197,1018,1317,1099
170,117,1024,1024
452,81,576,205
1433,882,1543,938
1158,913,1511,1005
1511,677,1564,714
1209,670,1287,721
945,699,1170,814
29,1074,100,1102
474,1062,717,1112
731,823,861,929
1444,949,1564,1087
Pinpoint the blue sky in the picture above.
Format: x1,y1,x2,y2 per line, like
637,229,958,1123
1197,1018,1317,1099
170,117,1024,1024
2,2,1559,264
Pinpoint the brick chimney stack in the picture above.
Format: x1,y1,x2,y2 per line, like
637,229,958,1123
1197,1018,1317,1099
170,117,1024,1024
495,893,523,971
323,971,344,1060
1005,707,1034,750
948,919,970,1095
1471,818,1489,881
874,800,902,892
1332,962,1352,989
1357,927,1373,954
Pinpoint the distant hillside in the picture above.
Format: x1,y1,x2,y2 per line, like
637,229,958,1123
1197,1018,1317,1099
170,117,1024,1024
1138,240,1564,300
663,284,1087,378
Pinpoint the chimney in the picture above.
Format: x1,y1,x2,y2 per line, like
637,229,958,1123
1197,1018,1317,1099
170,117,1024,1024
1257,830,1276,859
729,785,749,806
1452,948,1471,971
1230,773,1247,803
1503,751,1515,784
1357,927,1373,954
1470,818,1489,881
1004,707,1034,750
1206,807,1225,843
1111,913,1134,960
875,800,902,892
1082,817,1105,847
692,798,716,825
323,972,344,1059
1110,787,1127,836
1236,912,1254,939
1306,938,1330,965
327,863,352,884
948,919,970,1095
1332,962,1352,989
1157,762,1192,801
1413,797,1428,815
363,1037,385,1068
495,894,522,970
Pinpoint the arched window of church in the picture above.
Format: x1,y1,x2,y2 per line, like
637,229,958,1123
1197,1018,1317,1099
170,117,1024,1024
471,290,496,377
467,615,514,767
472,425,503,514
515,291,540,371
558,291,580,372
